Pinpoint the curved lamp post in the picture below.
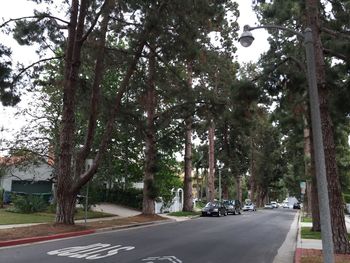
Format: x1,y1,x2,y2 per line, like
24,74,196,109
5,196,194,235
239,24,334,263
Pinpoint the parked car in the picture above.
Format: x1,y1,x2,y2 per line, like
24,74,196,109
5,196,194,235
223,200,242,215
270,201,278,208
264,203,274,209
242,203,256,211
293,202,301,209
201,201,228,217
282,202,289,208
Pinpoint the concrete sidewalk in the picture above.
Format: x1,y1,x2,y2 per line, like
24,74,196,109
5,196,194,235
91,203,141,217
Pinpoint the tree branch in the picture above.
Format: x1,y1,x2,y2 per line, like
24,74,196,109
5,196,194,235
323,48,348,61
73,0,170,192
0,15,69,28
322,27,350,40
251,56,305,82
12,56,64,85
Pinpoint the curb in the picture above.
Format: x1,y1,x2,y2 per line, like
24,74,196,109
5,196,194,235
294,248,302,263
0,219,173,248
94,219,175,233
294,211,301,263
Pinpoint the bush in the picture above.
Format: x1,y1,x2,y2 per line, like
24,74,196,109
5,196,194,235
12,194,48,213
343,193,350,204
98,188,143,210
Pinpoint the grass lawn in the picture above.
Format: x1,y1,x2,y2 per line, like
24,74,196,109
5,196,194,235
301,227,322,239
301,217,313,223
0,208,114,225
301,227,350,240
168,211,201,217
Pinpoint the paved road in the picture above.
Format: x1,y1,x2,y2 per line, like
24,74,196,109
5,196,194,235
0,209,297,263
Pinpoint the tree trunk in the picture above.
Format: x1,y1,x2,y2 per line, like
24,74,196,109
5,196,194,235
56,0,157,224
207,121,215,202
183,63,193,212
57,0,87,224
223,184,229,200
303,115,312,216
236,176,242,202
249,136,257,204
306,0,350,253
183,117,193,211
142,40,157,215
309,121,321,231
56,191,77,225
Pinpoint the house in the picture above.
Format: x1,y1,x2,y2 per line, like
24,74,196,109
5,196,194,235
0,156,54,196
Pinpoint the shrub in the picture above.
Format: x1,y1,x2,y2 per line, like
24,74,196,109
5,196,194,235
12,194,48,213
99,188,143,210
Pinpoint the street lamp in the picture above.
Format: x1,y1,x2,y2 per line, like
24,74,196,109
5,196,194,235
239,24,334,263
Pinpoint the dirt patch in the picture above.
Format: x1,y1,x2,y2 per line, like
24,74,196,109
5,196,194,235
0,214,166,242
301,249,350,263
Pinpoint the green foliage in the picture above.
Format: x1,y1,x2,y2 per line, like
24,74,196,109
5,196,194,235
102,188,143,210
343,193,350,204
0,44,20,106
301,227,322,240
11,194,48,214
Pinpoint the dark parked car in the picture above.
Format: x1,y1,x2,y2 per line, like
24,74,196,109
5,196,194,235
201,201,227,217
223,200,242,215
293,202,301,209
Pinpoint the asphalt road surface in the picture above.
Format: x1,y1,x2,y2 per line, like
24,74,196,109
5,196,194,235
0,208,297,263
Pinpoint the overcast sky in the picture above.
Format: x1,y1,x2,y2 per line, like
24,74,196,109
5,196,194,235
0,0,269,153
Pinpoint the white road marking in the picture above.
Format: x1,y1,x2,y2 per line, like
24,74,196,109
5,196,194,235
47,243,135,260
142,256,182,262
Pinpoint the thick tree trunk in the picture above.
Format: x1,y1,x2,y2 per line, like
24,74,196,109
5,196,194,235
183,116,193,211
183,117,193,208
56,0,157,224
306,0,350,253
303,115,312,216
56,191,77,225
183,63,193,212
57,0,87,224
236,176,242,202
207,121,215,202
309,123,321,231
142,40,157,215
223,184,229,200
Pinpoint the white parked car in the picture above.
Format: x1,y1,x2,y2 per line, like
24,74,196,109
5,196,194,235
264,203,274,209
242,203,256,211
270,201,278,208
282,202,289,208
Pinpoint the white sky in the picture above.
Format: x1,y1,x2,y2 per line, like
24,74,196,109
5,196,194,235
0,0,269,153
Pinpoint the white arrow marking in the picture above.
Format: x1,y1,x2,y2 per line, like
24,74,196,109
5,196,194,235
142,256,182,263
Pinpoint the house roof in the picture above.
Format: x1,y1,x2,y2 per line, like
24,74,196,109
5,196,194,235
0,156,27,166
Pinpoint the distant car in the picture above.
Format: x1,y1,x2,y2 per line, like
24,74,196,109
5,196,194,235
264,203,274,209
242,203,256,211
270,201,278,208
293,203,301,209
201,201,228,217
223,200,242,215
282,202,289,208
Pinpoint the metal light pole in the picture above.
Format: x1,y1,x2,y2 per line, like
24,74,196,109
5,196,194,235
239,25,334,263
